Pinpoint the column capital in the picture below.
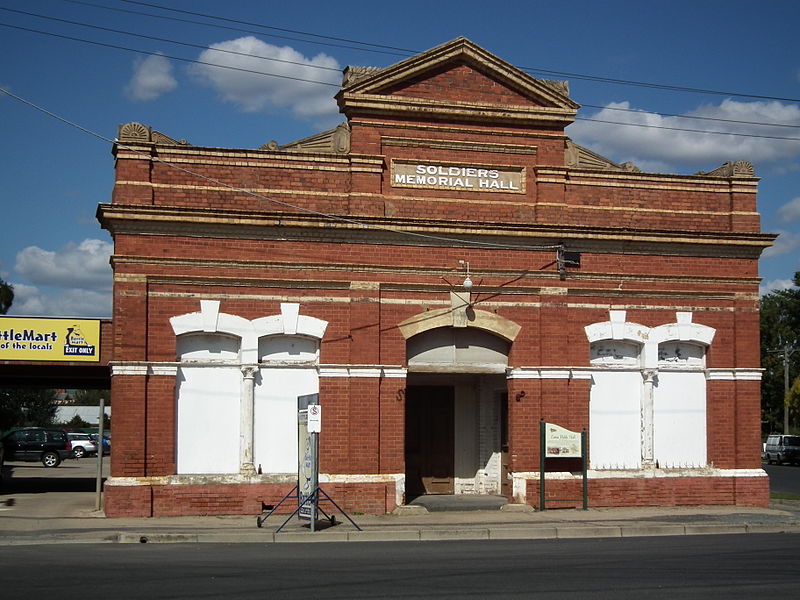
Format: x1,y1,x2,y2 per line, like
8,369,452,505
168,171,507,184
241,365,259,379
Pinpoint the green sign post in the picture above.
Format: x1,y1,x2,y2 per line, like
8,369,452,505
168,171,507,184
539,420,588,510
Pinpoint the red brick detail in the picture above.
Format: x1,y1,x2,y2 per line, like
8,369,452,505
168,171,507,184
525,475,769,510
104,481,397,517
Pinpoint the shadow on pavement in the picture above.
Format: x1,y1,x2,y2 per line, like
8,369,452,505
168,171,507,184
1,462,105,495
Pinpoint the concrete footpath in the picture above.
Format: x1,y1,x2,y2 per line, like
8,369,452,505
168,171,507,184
3,498,800,546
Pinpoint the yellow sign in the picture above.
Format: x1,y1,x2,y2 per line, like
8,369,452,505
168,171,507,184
0,317,101,362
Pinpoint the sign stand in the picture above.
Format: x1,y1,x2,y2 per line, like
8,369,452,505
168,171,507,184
539,420,588,510
256,395,361,532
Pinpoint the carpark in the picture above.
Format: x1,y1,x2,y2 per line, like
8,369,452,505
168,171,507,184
1,456,110,518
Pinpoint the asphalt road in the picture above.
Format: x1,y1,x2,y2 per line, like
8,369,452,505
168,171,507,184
0,534,797,598
763,463,800,495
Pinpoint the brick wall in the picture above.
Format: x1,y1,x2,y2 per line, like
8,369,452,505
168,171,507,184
100,40,770,517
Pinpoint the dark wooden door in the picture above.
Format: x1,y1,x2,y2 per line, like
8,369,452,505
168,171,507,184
405,386,455,496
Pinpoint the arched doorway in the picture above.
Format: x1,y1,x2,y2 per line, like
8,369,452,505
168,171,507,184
403,326,512,497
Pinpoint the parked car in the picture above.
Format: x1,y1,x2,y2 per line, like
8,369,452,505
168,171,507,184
66,432,97,459
1,427,73,467
765,434,800,465
89,433,110,455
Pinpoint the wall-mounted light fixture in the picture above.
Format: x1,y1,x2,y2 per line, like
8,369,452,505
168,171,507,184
458,260,473,290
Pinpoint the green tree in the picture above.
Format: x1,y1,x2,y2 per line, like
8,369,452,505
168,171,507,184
72,389,111,406
0,278,12,314
0,388,59,431
760,272,800,434
64,414,91,429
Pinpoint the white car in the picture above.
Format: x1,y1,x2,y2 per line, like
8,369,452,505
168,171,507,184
66,433,97,459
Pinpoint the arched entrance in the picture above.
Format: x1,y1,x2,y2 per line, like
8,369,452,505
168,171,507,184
399,307,519,498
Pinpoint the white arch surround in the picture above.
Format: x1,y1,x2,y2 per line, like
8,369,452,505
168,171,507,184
585,310,716,471
169,301,328,477
171,300,255,361
252,303,328,341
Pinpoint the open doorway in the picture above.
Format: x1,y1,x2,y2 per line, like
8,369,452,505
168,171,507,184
404,374,507,500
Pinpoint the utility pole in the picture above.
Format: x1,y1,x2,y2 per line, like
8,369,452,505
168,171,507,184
782,343,797,434
770,342,798,434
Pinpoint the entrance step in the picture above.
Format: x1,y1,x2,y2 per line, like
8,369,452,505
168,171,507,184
408,495,508,512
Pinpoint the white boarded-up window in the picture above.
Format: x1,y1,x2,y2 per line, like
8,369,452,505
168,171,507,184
589,341,642,470
254,336,319,474
175,332,242,474
654,343,707,468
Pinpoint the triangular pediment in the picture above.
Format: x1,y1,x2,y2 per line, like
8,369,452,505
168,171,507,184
337,37,579,126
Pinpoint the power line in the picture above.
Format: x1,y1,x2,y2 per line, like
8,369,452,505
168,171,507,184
521,66,800,104
0,7,344,73
63,0,410,57
3,19,798,142
580,103,800,130
10,7,800,132
118,0,415,54
62,0,800,104
0,87,562,253
0,22,342,87
573,116,800,141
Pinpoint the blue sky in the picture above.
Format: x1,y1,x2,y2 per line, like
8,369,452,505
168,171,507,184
1,0,798,318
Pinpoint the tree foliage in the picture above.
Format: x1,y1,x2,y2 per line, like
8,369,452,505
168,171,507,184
760,272,800,434
71,388,111,406
0,388,59,433
0,278,12,314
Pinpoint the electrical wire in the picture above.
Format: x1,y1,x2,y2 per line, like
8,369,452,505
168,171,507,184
0,7,343,73
62,0,800,104
0,87,563,253
8,6,800,132
63,0,410,57
2,19,799,142
0,22,342,87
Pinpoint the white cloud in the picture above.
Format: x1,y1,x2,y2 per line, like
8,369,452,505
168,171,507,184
15,239,112,289
777,197,800,223
8,239,112,317
760,278,798,296
124,54,178,101
190,37,341,120
8,283,111,318
762,230,800,259
567,99,800,172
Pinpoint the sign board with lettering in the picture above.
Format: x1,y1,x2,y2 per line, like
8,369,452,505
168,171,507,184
297,394,319,521
544,423,582,458
0,317,101,362
391,160,525,194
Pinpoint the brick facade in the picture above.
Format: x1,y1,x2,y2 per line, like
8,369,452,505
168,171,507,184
98,38,772,517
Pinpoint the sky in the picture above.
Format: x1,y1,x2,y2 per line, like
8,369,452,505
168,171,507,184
0,0,798,318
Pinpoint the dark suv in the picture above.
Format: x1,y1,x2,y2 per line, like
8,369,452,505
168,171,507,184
1,427,73,467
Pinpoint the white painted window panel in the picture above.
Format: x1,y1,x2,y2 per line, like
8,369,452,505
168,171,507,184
653,371,707,468
260,336,318,361
254,368,319,473
178,333,240,361
589,371,642,469
176,366,241,474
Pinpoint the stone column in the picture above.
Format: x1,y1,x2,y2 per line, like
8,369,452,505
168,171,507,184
641,369,657,468
240,365,258,475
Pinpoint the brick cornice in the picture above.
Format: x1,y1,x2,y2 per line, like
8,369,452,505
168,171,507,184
97,203,774,258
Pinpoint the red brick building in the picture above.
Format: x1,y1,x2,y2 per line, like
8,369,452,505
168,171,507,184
98,38,773,517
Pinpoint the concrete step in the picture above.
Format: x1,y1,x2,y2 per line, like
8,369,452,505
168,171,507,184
408,494,508,512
